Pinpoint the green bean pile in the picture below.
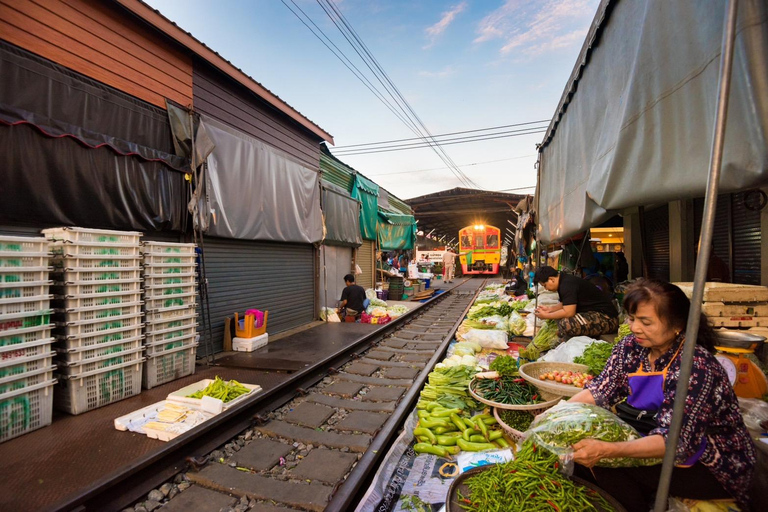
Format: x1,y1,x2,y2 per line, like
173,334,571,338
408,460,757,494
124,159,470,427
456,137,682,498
456,441,615,512
473,377,542,405
497,409,534,432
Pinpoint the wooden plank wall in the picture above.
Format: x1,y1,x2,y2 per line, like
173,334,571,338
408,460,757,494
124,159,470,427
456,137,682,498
193,62,322,170
0,0,192,108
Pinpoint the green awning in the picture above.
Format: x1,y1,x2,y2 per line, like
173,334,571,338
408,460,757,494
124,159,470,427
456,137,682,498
377,211,416,250
351,174,379,241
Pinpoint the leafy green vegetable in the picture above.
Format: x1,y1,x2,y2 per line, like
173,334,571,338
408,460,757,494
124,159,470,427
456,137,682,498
419,364,479,411
520,320,559,360
573,342,614,376
615,322,632,343
489,355,518,377
400,494,430,512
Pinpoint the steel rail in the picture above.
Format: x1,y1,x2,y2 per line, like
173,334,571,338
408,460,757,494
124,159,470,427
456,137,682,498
325,278,486,510
52,283,461,511
653,0,740,509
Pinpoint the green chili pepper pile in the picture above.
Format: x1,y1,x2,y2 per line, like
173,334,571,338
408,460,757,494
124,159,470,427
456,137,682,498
473,376,542,405
188,376,251,403
456,441,615,512
497,408,534,432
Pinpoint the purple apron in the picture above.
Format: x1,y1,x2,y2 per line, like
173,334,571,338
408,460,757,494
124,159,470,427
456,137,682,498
627,344,706,467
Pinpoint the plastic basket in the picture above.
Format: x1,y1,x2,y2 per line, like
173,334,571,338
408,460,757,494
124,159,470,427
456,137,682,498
54,291,143,310
145,329,197,350
142,343,197,389
55,312,143,337
0,282,52,300
0,295,52,316
53,279,142,296
144,305,196,322
52,255,141,270
42,227,141,245
0,325,53,348
142,272,197,287
56,324,143,346
56,336,143,365
0,362,56,395
0,236,49,254
144,292,196,311
0,252,49,269
145,313,197,334
57,302,143,323
142,253,196,266
140,264,197,275
49,242,142,258
54,359,142,415
0,348,55,377
145,332,197,356
0,379,56,442
0,310,52,335
0,267,51,285
144,282,197,297
0,338,54,365
56,345,144,375
141,242,196,256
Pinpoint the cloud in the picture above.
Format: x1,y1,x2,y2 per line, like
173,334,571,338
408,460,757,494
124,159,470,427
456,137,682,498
423,2,467,49
418,65,457,78
475,0,595,56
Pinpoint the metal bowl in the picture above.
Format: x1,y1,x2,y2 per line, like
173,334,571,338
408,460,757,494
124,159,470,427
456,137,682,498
714,330,765,350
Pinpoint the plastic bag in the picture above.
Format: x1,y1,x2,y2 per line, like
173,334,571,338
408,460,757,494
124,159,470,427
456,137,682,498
527,401,662,469
508,311,526,336
738,397,768,431
463,328,509,349
539,337,605,363
320,307,340,322
522,312,544,337
365,288,377,300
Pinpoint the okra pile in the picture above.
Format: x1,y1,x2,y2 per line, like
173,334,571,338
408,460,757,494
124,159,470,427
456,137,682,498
457,441,615,512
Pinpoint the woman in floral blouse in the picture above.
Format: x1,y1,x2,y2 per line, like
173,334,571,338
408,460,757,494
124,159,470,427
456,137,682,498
569,279,756,512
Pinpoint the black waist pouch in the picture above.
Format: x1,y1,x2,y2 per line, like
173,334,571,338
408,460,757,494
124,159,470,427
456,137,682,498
615,401,658,434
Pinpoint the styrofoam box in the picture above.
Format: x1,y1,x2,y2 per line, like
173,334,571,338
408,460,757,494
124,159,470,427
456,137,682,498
42,227,141,245
50,242,141,258
142,343,197,389
166,378,261,410
0,379,56,442
54,359,142,415
232,333,269,352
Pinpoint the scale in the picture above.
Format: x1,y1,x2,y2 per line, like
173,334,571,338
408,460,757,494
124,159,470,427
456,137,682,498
714,331,767,399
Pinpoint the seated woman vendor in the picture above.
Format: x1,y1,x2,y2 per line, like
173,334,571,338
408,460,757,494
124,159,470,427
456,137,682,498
569,279,756,512
533,266,619,338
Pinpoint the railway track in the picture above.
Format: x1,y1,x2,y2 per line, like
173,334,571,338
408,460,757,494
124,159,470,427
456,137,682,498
116,278,486,512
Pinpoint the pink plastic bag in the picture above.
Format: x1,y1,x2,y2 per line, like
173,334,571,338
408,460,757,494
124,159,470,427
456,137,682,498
245,309,264,327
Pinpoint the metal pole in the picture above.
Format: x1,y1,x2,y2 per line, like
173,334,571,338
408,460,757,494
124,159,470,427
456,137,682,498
533,153,542,336
653,0,739,509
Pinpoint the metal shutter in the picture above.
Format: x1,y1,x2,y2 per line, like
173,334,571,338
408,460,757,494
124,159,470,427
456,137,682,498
644,205,670,281
694,195,731,280
319,245,353,308
356,240,374,289
201,237,315,352
731,192,762,285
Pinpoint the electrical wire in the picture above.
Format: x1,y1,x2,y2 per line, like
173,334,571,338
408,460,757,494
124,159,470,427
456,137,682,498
367,154,537,176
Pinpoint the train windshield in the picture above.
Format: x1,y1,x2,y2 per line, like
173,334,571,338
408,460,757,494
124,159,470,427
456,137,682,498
486,233,499,248
461,234,471,248
474,235,485,249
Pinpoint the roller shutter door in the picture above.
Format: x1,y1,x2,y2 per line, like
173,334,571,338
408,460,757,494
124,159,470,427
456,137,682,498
643,205,670,281
731,192,761,285
356,240,374,289
694,195,731,280
202,237,315,352
319,245,353,308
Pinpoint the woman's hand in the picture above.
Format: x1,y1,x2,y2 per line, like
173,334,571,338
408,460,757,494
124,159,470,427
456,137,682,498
572,439,612,468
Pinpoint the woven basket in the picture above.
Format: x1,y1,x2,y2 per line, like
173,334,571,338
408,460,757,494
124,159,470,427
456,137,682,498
518,361,590,397
468,377,562,411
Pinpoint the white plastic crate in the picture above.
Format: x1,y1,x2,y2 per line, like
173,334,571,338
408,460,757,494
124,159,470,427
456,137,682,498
144,305,196,323
0,362,56,395
143,272,197,287
0,236,49,254
42,227,141,246
0,310,52,335
54,279,142,296
56,344,144,375
0,379,56,442
56,312,143,337
56,336,143,365
142,343,197,389
0,337,54,365
58,303,143,323
144,282,197,296
0,348,55,377
145,332,197,356
0,295,52,316
145,313,197,333
0,325,52,348
54,291,143,310
54,359,142,415
0,267,51,285
52,256,141,270
142,253,196,267
50,242,141,258
141,242,196,255
0,281,52,301
141,265,197,275
56,323,142,347
0,252,49,269
145,323,197,343
144,292,196,311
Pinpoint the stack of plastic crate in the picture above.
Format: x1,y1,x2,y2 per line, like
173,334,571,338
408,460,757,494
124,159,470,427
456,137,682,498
0,236,56,442
43,228,144,415
141,242,198,389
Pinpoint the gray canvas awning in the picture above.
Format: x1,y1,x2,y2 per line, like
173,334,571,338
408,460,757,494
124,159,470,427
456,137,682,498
322,183,362,247
203,116,323,243
537,0,768,243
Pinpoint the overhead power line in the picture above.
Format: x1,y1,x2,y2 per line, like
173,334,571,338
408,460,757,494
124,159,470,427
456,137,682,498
367,154,537,176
